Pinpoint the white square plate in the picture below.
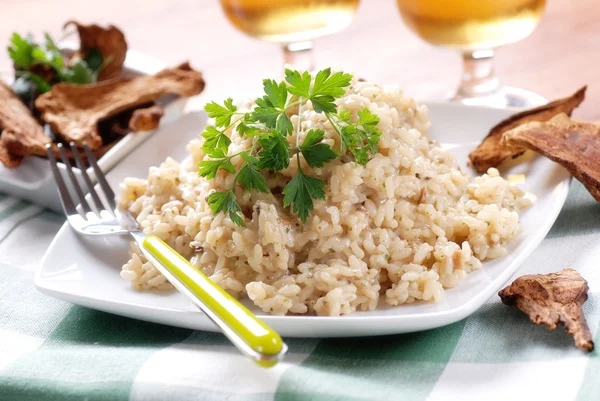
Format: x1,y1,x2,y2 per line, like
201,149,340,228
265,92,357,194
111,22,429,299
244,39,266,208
35,103,571,338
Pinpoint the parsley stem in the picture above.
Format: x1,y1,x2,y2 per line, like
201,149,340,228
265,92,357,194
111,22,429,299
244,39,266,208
295,97,304,148
221,150,245,161
222,115,245,133
245,122,268,131
325,112,346,153
286,99,303,110
325,112,342,137
233,164,245,186
217,112,260,136
295,97,304,171
224,115,268,137
232,143,260,186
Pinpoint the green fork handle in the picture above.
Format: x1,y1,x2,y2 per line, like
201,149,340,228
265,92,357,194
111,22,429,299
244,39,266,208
138,234,286,367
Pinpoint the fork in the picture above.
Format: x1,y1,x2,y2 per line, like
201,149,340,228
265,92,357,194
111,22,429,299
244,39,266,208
46,142,287,368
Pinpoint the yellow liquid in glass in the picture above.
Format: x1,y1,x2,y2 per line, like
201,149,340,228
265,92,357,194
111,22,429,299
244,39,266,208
221,0,360,43
396,0,546,50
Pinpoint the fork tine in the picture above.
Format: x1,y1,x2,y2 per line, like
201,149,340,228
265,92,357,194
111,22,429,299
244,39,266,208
70,142,104,213
57,144,92,214
83,142,117,212
47,144,78,217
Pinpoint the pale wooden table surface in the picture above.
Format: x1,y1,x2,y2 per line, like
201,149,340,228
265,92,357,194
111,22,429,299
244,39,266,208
1,0,598,118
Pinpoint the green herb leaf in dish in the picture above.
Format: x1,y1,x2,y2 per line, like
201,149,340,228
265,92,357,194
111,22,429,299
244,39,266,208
198,68,383,226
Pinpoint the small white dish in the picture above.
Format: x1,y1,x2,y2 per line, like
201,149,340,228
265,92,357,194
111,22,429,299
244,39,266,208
0,45,187,212
36,104,571,337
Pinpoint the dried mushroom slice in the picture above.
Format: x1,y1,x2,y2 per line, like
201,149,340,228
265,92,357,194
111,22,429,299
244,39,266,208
0,82,49,167
468,86,586,173
503,113,600,202
499,268,594,352
0,134,24,168
35,63,205,149
65,21,128,81
128,104,164,132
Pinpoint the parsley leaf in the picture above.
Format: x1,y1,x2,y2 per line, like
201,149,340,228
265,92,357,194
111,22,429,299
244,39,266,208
308,68,352,113
61,60,94,84
235,113,263,137
339,108,382,166
358,107,380,129
283,170,326,222
237,160,269,193
340,125,364,164
240,151,259,164
205,98,238,128
263,79,288,109
253,96,282,128
236,122,259,137
311,68,353,97
257,132,290,171
8,33,35,68
207,190,245,227
198,156,236,179
276,113,292,136
31,33,64,72
299,129,340,168
285,69,311,98
85,48,104,71
253,79,293,134
358,107,381,155
201,126,231,155
310,95,337,114
337,109,352,123
8,31,108,104
236,122,260,137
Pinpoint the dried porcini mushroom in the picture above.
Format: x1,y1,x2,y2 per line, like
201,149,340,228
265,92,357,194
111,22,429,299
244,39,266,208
0,82,49,168
469,86,586,173
65,21,128,81
499,268,594,352
35,63,205,149
0,135,23,168
128,104,164,132
503,113,600,202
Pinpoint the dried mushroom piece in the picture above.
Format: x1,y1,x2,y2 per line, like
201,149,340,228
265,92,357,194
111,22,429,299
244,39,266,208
499,268,594,352
35,63,205,149
469,87,586,173
503,113,600,202
0,82,49,168
0,135,24,168
2,129,48,158
65,21,127,81
128,104,164,132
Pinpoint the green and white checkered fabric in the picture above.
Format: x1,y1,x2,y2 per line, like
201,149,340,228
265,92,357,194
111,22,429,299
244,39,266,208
1,181,599,401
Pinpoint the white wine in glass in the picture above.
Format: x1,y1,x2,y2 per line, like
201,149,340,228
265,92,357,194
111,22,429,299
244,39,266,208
221,0,360,70
396,0,547,108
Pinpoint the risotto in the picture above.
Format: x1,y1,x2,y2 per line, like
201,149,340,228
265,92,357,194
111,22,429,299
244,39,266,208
119,78,531,316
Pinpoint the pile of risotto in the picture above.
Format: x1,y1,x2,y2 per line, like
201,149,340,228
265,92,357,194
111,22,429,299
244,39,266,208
119,78,531,316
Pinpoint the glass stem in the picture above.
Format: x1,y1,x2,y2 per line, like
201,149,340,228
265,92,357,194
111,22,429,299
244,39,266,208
455,49,500,99
282,41,315,72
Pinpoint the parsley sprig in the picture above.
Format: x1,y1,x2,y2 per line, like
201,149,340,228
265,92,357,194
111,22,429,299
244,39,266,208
8,32,108,100
199,68,382,226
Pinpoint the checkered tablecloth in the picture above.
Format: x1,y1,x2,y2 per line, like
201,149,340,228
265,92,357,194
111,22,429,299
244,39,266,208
1,180,598,401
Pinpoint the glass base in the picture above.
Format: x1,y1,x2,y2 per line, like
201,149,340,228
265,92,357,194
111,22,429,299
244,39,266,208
450,86,547,109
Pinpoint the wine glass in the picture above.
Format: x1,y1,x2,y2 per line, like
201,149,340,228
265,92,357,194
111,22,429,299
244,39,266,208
220,0,360,71
396,0,548,108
